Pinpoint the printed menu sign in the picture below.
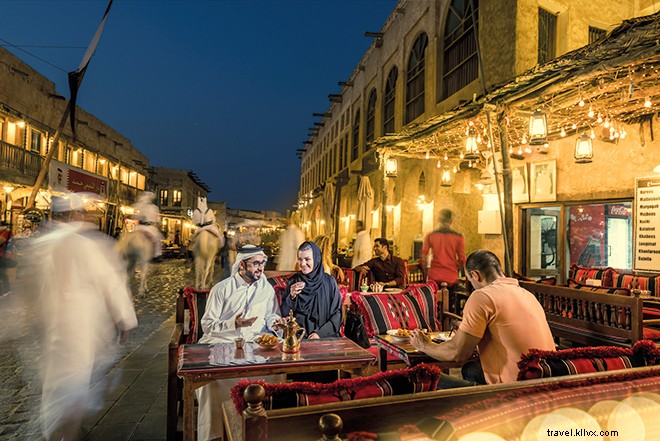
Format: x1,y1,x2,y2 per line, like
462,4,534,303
634,176,660,272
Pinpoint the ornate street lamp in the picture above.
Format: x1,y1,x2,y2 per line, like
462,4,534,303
574,133,593,163
529,110,548,146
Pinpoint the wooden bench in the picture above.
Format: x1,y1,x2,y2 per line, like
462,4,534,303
224,365,660,441
519,281,651,347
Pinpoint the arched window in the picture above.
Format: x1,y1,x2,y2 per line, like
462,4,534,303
406,33,428,124
366,89,377,144
418,171,427,197
352,110,360,161
442,0,479,100
383,67,398,134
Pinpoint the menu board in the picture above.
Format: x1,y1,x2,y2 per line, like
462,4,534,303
634,176,660,272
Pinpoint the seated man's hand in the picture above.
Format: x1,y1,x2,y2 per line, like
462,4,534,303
355,265,369,275
235,312,258,328
308,332,320,339
410,329,432,352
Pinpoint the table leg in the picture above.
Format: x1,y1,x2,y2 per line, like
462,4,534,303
379,346,388,372
183,379,195,441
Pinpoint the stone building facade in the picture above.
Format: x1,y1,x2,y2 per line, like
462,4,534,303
296,0,660,281
0,46,149,233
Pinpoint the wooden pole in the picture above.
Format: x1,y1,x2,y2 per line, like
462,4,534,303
25,102,72,209
497,111,515,275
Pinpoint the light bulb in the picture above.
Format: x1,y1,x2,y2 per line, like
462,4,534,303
604,118,610,128
508,147,513,154
571,123,577,130
459,152,464,159
560,127,566,137
425,151,430,159
517,148,523,155
588,107,594,118
645,96,652,107
596,114,603,123
521,134,528,144
590,129,596,139
436,160,441,168
524,147,532,154
579,98,585,107
444,153,448,160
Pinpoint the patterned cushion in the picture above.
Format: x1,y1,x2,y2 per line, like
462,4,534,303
351,283,440,337
182,286,211,344
567,279,631,296
643,327,660,340
517,340,658,380
267,273,295,306
611,271,660,296
230,364,442,413
568,265,614,286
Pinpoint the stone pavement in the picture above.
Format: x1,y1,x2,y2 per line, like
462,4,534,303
0,257,222,441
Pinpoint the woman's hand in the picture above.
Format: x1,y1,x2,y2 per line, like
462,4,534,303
308,332,320,339
290,281,305,299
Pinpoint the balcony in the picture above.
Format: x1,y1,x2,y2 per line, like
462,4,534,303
0,140,43,178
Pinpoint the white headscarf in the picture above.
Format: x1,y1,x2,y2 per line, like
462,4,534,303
231,244,267,277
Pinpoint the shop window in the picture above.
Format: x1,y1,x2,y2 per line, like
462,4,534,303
383,66,397,134
160,189,168,207
29,129,42,153
567,202,632,270
442,0,479,100
538,7,557,64
406,33,428,123
173,190,182,207
84,151,96,173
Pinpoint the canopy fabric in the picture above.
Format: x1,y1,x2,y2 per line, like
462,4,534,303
357,176,374,231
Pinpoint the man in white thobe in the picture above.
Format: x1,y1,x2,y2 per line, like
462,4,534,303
351,220,372,267
131,191,164,258
276,219,304,271
196,245,283,441
32,194,137,441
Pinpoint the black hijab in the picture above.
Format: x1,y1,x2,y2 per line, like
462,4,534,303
282,241,341,337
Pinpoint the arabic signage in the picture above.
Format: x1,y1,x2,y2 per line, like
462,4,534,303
634,176,660,272
48,159,108,199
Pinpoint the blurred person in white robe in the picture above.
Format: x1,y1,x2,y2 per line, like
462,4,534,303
131,191,164,258
196,245,283,441
276,217,304,271
30,194,137,441
351,220,372,267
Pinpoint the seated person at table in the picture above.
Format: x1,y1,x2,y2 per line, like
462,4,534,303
280,241,342,338
196,245,283,441
353,238,405,290
410,249,555,386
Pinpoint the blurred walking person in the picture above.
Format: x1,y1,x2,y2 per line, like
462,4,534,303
29,194,137,441
276,217,304,271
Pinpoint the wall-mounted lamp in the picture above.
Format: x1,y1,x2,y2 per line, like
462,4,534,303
385,158,398,177
441,168,452,187
529,110,548,145
574,133,593,163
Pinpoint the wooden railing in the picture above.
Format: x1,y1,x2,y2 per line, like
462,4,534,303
0,140,43,178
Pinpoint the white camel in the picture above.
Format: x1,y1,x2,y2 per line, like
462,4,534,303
191,196,223,289
116,229,153,297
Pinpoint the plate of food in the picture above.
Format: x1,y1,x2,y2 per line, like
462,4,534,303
386,328,411,342
432,331,454,343
254,334,279,349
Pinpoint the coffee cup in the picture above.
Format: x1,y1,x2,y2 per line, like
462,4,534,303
360,284,369,293
234,338,245,349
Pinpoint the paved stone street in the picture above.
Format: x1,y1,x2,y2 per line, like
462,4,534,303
0,258,218,441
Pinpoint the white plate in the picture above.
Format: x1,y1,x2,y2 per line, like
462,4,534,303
432,331,454,343
386,329,411,341
384,288,402,293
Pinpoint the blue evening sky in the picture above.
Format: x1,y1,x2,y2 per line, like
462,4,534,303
0,0,397,212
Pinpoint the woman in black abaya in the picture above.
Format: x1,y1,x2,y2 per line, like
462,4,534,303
281,241,342,338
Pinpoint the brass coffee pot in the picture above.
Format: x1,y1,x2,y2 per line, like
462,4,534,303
275,310,306,353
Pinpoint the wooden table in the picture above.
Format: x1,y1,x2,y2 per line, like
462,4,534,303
177,338,376,441
372,333,467,372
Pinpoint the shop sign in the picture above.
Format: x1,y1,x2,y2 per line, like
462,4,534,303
634,176,660,272
49,159,108,198
607,204,631,217
162,209,181,215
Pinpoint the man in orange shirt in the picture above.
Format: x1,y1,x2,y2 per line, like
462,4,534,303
411,250,555,386
421,209,466,296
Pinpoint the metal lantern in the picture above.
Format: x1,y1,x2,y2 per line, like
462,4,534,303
574,133,593,163
465,129,479,159
385,158,398,177
529,110,547,146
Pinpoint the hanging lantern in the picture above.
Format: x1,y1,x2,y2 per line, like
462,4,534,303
441,167,452,187
465,128,479,159
385,158,398,177
529,110,548,146
574,133,593,163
